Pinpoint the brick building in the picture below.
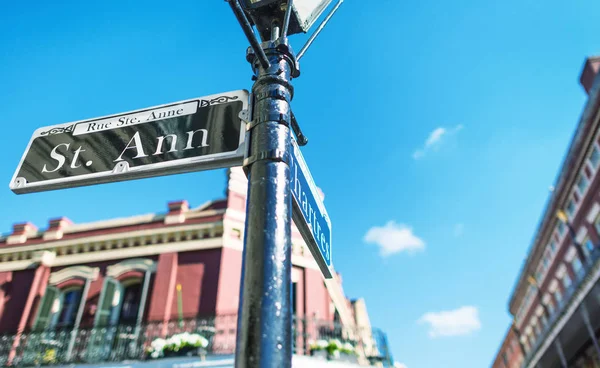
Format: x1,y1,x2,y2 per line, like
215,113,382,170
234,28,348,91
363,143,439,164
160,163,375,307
492,56,600,368
0,167,390,366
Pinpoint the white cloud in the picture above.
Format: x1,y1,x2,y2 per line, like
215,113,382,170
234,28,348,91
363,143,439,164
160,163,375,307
453,223,464,237
418,306,481,338
394,363,408,368
364,221,425,257
412,124,464,160
317,187,325,201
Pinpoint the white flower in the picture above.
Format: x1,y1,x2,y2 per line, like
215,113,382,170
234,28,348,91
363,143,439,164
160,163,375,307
187,333,209,348
316,340,328,349
168,335,183,347
343,342,354,352
151,338,167,351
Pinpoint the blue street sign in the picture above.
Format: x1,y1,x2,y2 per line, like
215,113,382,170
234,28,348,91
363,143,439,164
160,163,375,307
289,138,333,279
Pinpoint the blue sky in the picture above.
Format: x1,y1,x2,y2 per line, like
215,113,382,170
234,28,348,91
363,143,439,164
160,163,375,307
1,1,600,367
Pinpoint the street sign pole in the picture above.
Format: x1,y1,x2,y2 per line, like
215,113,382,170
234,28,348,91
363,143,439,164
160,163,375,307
234,24,299,368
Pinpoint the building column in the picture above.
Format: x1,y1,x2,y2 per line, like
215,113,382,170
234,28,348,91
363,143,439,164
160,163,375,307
8,251,54,364
581,304,600,363
0,272,13,323
292,267,305,355
555,337,568,368
147,252,178,336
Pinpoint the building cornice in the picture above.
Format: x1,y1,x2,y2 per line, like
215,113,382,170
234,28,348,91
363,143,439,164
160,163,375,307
0,221,224,271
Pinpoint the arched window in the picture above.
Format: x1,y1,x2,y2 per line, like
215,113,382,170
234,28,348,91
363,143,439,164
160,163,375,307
94,259,156,327
33,266,98,331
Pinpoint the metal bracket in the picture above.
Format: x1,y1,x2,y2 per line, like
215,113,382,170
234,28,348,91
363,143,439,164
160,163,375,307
246,112,291,132
13,177,27,189
239,109,251,124
243,149,289,168
290,111,308,146
112,161,130,174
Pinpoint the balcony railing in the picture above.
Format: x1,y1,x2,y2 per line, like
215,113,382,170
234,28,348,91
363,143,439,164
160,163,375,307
523,247,600,367
0,314,389,367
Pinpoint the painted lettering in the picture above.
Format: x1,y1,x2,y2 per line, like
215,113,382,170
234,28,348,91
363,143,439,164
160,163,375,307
87,122,113,132
184,129,209,150
146,108,185,121
42,143,69,173
114,131,148,162
71,146,86,169
154,134,178,155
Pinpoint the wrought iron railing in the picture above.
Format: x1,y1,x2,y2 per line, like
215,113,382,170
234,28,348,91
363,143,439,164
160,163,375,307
0,314,387,367
522,247,600,367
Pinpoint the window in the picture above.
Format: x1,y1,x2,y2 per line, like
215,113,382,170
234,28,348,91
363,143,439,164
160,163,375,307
562,272,572,289
576,174,590,194
534,323,541,337
590,145,600,168
572,256,583,276
54,289,83,328
586,238,595,253
595,216,600,235
547,299,555,316
32,286,86,331
502,352,508,367
543,254,551,269
554,288,563,304
558,222,566,236
119,283,143,325
541,313,548,328
566,199,577,218
550,240,557,254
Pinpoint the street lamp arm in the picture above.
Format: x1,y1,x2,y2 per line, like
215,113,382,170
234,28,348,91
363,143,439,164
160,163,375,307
297,0,344,60
281,0,294,38
227,0,271,69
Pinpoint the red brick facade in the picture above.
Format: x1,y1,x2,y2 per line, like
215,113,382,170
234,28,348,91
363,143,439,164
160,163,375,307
0,168,356,338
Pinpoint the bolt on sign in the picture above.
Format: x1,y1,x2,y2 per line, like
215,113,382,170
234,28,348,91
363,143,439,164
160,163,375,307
10,90,249,194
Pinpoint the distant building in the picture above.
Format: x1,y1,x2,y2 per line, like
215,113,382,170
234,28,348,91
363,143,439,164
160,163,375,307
0,167,389,366
492,56,600,368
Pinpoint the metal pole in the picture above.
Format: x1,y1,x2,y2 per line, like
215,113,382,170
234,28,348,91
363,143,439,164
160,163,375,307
581,305,600,361
554,338,568,368
234,37,297,367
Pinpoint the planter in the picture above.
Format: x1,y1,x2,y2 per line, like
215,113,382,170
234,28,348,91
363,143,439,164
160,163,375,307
310,349,328,360
337,353,359,364
163,346,207,359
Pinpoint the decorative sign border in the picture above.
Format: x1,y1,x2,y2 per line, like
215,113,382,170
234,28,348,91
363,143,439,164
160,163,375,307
10,90,249,194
